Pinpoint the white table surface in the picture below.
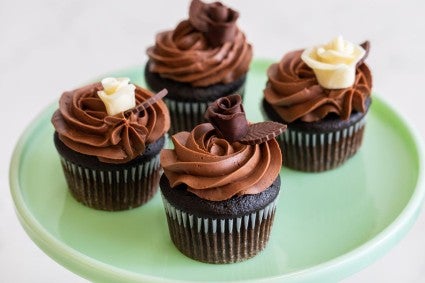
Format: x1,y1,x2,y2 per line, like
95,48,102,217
1,0,425,282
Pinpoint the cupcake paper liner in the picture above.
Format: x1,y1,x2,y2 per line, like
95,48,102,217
161,195,277,264
59,154,161,211
278,117,367,172
165,86,245,134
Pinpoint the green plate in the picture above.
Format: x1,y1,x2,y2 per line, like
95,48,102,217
9,60,425,282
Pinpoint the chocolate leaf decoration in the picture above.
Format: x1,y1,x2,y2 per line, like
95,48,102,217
205,94,287,144
239,121,287,145
121,88,168,117
189,0,239,48
357,40,371,67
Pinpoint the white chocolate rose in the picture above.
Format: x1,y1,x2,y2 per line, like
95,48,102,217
301,36,365,89
97,77,136,116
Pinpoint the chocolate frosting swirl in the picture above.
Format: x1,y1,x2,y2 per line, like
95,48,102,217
52,82,170,164
264,49,372,123
161,123,282,201
146,1,252,87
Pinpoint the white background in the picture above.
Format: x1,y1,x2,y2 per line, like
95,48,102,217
1,0,425,282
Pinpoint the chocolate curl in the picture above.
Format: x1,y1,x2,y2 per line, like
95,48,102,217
204,94,249,142
189,0,239,48
357,40,371,67
121,88,168,117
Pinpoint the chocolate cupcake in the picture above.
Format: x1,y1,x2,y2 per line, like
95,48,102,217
145,0,253,134
263,36,373,172
160,94,286,263
51,78,170,211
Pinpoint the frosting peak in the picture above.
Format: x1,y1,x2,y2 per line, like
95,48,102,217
52,83,170,164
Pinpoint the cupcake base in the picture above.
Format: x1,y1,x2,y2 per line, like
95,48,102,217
160,175,280,263
263,98,371,172
145,61,246,134
54,133,165,211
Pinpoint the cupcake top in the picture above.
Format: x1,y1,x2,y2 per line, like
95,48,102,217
146,0,253,87
161,94,286,201
52,78,170,164
264,36,372,123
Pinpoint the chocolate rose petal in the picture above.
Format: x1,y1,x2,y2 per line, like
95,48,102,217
209,3,229,22
205,94,249,141
239,121,287,145
189,0,209,31
188,0,239,47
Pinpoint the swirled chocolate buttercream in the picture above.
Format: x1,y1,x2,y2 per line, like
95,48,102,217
146,0,252,87
52,82,170,164
161,94,286,201
264,41,372,123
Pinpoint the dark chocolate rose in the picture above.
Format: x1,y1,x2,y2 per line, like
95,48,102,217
204,94,248,141
189,0,239,47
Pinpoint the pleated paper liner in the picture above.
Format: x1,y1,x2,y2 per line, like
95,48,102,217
60,154,161,211
161,196,278,264
279,116,367,172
